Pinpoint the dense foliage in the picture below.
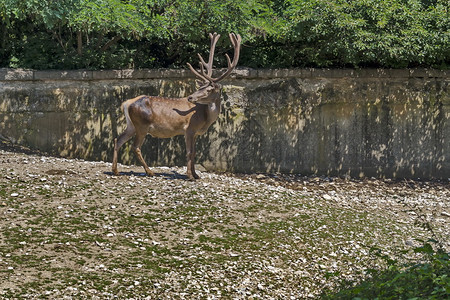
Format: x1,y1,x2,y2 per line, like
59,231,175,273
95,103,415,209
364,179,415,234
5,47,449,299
323,240,450,299
0,0,449,69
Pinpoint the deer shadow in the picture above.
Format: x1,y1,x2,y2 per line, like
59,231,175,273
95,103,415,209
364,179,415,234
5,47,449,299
103,170,190,180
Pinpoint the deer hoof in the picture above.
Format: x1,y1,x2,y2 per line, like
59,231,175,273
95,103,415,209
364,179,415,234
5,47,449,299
188,173,200,180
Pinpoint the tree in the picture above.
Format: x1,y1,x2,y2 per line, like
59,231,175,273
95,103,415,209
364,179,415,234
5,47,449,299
0,0,448,69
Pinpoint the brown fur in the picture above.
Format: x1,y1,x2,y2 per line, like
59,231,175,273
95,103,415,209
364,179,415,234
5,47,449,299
112,88,221,179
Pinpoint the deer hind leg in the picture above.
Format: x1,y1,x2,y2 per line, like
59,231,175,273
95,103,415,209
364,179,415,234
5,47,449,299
112,126,135,175
132,128,154,176
185,132,200,180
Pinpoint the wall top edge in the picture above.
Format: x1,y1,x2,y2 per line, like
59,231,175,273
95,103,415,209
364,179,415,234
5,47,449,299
0,67,448,81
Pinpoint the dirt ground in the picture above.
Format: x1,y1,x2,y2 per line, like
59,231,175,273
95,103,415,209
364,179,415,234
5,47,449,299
0,141,449,298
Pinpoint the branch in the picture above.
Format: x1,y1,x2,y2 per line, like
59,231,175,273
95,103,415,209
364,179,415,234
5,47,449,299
100,36,122,52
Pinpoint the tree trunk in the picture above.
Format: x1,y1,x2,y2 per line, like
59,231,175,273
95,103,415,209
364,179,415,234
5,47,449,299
77,31,83,55
1,21,7,50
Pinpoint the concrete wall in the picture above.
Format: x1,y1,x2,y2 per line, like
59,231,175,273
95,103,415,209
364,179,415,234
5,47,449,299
0,68,448,179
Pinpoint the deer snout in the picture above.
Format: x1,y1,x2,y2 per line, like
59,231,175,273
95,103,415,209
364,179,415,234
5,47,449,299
187,95,195,103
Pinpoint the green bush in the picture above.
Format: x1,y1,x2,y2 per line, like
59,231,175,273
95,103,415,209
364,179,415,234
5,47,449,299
322,242,449,299
1,0,449,69
281,0,450,68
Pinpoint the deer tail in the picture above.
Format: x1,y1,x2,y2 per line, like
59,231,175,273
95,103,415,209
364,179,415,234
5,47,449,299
121,100,135,131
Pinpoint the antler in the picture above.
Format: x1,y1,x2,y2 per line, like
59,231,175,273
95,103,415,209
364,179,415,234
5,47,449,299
187,32,241,83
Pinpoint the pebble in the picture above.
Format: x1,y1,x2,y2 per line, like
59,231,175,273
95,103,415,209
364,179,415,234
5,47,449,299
322,194,332,200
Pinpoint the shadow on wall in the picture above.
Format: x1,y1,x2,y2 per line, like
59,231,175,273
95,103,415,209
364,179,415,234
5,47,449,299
77,79,194,168
0,76,193,168
0,69,448,179
196,76,448,179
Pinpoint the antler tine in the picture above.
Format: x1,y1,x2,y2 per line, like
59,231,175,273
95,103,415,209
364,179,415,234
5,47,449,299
224,53,232,69
198,54,208,69
199,62,206,76
206,33,220,76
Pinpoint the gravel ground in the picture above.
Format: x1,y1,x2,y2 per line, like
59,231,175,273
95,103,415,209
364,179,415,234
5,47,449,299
0,144,449,299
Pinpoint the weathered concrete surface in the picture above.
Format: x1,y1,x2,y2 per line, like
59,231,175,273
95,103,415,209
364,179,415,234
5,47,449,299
0,68,448,179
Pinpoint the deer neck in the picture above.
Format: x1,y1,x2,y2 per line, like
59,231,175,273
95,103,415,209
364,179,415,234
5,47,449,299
206,94,221,121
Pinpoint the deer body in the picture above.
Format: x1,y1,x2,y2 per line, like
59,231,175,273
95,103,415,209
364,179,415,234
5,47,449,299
112,32,240,180
126,95,220,138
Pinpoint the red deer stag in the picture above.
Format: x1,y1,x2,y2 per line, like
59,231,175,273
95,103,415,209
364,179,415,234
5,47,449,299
112,32,241,180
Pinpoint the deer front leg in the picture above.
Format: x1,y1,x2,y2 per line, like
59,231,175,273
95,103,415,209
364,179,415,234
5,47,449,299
185,132,200,180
